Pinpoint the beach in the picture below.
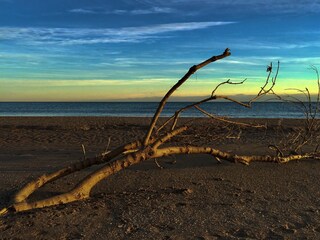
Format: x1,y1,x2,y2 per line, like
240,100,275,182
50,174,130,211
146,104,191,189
0,117,320,239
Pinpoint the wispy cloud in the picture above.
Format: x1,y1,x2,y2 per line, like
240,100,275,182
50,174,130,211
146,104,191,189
68,6,174,15
224,56,320,68
0,21,235,45
136,0,320,14
230,39,320,50
223,60,261,66
69,8,96,14
1,78,176,87
114,7,174,15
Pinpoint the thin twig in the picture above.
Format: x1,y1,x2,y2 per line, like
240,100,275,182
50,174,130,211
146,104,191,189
81,144,86,160
154,159,163,169
211,78,246,96
194,105,266,128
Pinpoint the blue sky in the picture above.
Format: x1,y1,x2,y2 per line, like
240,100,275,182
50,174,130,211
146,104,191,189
0,0,319,101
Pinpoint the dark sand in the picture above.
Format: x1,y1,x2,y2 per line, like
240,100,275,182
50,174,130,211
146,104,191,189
0,117,320,239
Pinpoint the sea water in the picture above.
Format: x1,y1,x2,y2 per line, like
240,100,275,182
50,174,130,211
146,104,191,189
0,102,317,118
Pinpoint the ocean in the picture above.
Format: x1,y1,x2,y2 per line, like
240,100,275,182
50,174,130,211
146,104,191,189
0,102,317,118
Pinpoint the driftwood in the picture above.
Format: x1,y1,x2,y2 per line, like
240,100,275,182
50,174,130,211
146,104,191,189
268,65,320,155
1,48,319,216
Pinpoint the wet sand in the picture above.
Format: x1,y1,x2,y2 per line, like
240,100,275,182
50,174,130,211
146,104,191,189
0,117,320,239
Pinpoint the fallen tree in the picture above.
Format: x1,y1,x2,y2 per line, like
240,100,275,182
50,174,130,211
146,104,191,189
1,48,319,216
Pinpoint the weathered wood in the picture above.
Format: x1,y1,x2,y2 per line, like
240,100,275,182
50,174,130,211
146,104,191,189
1,49,319,216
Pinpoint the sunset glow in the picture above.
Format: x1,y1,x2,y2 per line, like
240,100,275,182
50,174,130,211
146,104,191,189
1,0,319,101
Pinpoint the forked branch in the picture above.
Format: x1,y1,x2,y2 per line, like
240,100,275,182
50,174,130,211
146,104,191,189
1,49,318,217
143,48,231,146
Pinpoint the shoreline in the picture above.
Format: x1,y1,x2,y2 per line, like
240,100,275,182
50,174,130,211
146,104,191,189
0,101,312,119
0,115,313,119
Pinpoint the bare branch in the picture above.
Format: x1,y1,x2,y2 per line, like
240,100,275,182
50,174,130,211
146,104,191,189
157,78,246,133
211,78,246,96
81,144,86,160
248,61,280,105
13,140,143,203
194,105,266,128
152,126,188,149
143,48,231,146
3,50,319,217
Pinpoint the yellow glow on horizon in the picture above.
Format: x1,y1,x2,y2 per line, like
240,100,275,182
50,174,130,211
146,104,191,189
0,77,318,101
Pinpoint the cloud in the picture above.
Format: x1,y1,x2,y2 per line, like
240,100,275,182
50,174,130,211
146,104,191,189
134,0,320,14
228,38,320,50
224,60,261,66
114,7,174,15
0,21,235,45
68,6,174,15
69,8,96,14
230,0,320,14
1,78,176,88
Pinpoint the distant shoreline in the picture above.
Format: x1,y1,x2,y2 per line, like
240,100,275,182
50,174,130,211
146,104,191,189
0,102,314,118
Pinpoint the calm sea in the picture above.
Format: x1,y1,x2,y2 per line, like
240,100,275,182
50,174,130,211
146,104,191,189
0,102,317,118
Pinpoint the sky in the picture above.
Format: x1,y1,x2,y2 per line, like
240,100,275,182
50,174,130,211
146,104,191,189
0,0,319,101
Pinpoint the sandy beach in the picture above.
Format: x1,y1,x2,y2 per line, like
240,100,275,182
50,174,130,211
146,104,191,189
0,117,320,239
